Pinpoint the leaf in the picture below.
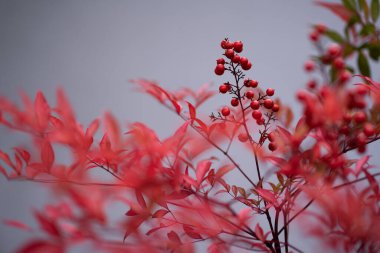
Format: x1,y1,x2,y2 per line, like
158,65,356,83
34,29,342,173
255,188,278,208
41,141,54,171
364,170,379,196
324,29,345,43
371,0,380,22
354,155,370,176
104,112,121,147
3,219,32,231
34,212,60,237
315,1,353,21
367,42,380,61
255,224,265,241
187,101,196,120
358,0,370,19
125,208,139,216
183,225,202,239
342,0,356,11
358,51,371,77
34,91,50,130
152,209,169,218
196,160,212,187
146,224,166,236
167,230,181,244
135,190,147,209
16,240,61,253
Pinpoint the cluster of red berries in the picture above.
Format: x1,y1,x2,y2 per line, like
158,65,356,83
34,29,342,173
214,39,280,151
309,24,327,42
214,39,252,76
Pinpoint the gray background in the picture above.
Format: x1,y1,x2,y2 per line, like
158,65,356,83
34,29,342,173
0,1,378,252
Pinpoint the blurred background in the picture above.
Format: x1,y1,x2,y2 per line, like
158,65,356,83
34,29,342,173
0,0,377,252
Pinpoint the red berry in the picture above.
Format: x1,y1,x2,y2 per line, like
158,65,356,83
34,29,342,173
225,49,235,59
268,142,277,151
307,80,317,89
231,98,239,107
233,41,243,53
241,61,252,70
309,31,320,42
267,132,275,142
221,106,230,116
333,57,344,69
250,80,258,88
232,54,240,63
356,86,368,96
244,79,251,87
240,57,249,66
257,117,265,125
216,58,225,65
246,91,255,99
272,104,280,112
215,64,225,75
221,40,228,49
252,110,262,120
304,60,315,72
315,24,327,34
263,99,274,109
238,133,249,142
266,88,275,96
219,84,230,93
339,70,351,83
327,44,341,57
354,111,366,124
363,123,375,137
226,41,234,49
250,100,260,110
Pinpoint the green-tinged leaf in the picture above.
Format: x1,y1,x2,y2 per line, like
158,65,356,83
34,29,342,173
358,0,370,19
359,23,376,36
330,67,338,82
343,0,357,11
371,0,380,21
368,42,380,60
358,51,371,76
343,44,355,56
325,29,345,43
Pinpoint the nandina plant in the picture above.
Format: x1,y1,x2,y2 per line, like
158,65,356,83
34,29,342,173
1,1,380,252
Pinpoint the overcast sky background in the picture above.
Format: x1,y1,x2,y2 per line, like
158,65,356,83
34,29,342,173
1,1,379,252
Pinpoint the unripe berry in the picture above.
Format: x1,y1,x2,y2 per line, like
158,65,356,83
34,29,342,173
363,123,375,137
263,99,274,109
272,104,280,112
246,91,255,99
304,60,315,72
231,98,239,107
221,106,230,116
252,110,262,120
238,133,249,142
268,142,277,151
219,84,230,93
354,111,366,124
250,100,260,110
216,58,225,65
240,57,249,66
232,54,240,63
215,64,225,75
241,61,252,70
225,49,235,59
266,88,275,96
233,41,243,53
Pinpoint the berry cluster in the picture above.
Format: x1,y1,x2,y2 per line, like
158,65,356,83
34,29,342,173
213,38,280,151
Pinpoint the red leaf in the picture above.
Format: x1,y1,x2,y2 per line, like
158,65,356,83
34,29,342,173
16,240,62,253
183,225,202,239
187,101,196,120
125,208,139,216
256,188,278,208
104,112,121,147
152,209,169,218
135,190,147,209
167,230,181,244
315,1,353,21
354,155,370,176
3,219,32,231
40,141,54,171
34,212,60,237
196,160,212,187
364,171,379,196
255,224,265,241
34,91,50,130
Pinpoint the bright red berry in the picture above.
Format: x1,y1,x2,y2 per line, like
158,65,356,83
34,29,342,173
216,58,225,65
263,99,274,109
307,80,317,89
304,60,315,72
315,24,327,34
215,64,225,75
241,61,252,70
257,117,265,125
339,70,351,83
363,123,375,137
231,98,239,107
268,142,277,151
240,57,249,66
309,31,320,42
354,111,366,124
233,41,243,53
246,91,255,99
252,110,262,120
327,44,341,57
266,88,275,96
221,106,231,116
244,79,251,87
232,54,240,63
267,132,275,142
225,49,235,59
226,41,234,49
272,104,280,112
333,57,344,69
250,100,260,110
238,133,249,142
250,80,258,88
219,84,230,93
221,40,228,49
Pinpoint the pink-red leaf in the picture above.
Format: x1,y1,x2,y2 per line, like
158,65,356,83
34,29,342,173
316,1,353,21
152,209,169,218
40,141,54,171
3,219,32,231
